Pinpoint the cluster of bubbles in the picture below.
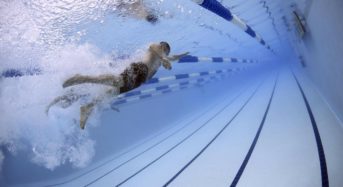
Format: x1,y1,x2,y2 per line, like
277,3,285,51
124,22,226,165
0,0,142,171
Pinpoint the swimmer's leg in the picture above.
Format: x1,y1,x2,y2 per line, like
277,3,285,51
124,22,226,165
46,92,82,115
80,102,95,130
79,87,120,129
63,74,123,88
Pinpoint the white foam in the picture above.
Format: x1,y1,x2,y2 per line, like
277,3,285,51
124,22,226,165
0,0,136,170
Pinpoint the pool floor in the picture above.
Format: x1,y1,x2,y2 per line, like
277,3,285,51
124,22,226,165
26,66,343,187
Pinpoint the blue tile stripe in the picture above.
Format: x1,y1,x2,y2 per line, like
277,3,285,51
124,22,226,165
192,0,274,52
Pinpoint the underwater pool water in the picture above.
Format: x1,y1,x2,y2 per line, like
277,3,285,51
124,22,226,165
1,0,343,186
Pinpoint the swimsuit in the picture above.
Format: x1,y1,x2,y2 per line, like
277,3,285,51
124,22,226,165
120,62,149,93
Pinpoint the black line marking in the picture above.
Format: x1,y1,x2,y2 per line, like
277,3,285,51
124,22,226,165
163,76,270,186
230,73,279,187
291,71,329,187
115,79,267,187
84,81,251,187
45,121,178,186
48,85,244,186
84,92,240,187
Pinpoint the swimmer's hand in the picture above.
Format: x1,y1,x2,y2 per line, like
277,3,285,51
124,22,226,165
162,60,172,70
178,52,190,58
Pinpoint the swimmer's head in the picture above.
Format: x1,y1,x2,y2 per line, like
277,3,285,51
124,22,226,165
160,41,170,55
146,13,158,24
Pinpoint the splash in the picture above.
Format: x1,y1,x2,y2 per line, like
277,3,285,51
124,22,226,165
0,0,147,171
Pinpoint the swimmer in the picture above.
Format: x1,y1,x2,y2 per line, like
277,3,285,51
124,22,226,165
48,42,189,129
117,0,158,23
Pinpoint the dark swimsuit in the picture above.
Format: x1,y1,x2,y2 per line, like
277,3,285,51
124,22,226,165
119,62,149,93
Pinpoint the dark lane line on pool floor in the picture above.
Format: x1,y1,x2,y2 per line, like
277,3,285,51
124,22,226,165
162,74,276,187
84,74,257,187
291,70,329,187
230,72,279,187
114,75,270,187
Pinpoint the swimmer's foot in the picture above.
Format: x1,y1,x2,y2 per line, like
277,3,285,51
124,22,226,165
63,74,85,88
80,104,94,130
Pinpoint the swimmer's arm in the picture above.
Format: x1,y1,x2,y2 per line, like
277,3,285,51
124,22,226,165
161,52,189,70
167,52,190,61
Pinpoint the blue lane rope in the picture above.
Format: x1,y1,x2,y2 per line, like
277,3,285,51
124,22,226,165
111,64,254,107
146,67,240,85
178,55,257,63
1,68,41,78
192,0,274,52
112,76,218,106
115,76,215,100
1,56,257,78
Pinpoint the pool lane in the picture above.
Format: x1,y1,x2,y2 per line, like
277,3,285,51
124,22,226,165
36,66,343,187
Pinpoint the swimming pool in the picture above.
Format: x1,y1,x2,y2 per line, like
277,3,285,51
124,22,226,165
1,0,343,186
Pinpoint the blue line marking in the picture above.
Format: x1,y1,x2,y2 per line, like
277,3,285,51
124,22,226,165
231,58,238,62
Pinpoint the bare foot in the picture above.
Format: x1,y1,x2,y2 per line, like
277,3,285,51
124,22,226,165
80,104,94,130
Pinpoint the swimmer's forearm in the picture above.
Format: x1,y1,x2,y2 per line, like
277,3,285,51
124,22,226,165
167,52,190,61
